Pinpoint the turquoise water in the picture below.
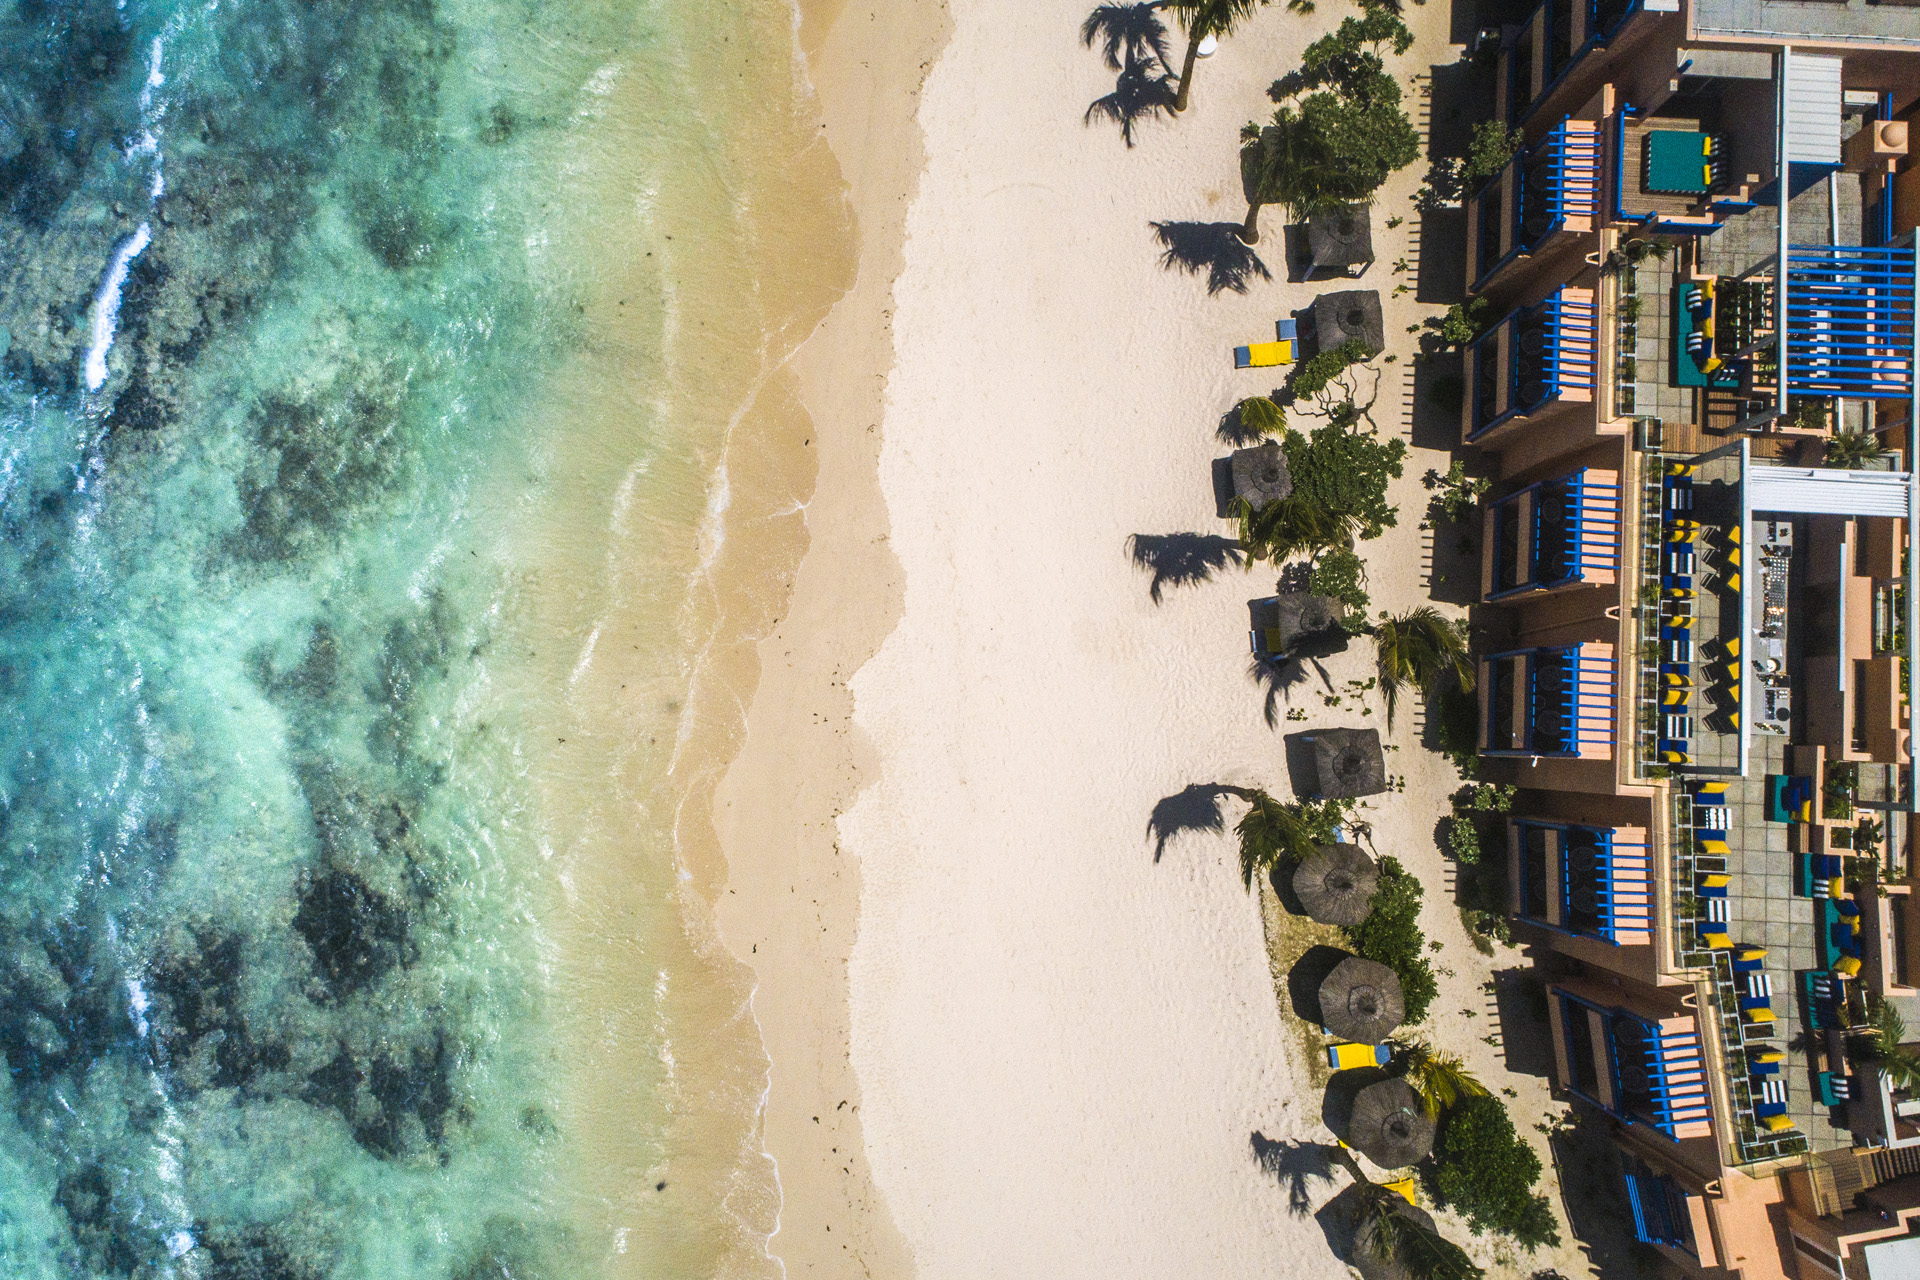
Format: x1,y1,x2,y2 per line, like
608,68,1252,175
0,0,817,1274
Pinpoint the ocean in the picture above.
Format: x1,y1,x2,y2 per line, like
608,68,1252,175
0,0,850,1276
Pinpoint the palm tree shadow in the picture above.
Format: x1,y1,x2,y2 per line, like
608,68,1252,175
1126,532,1244,603
1085,63,1179,147
1250,1132,1337,1217
1146,782,1240,862
1251,638,1348,726
1150,221,1273,296
1217,400,1282,446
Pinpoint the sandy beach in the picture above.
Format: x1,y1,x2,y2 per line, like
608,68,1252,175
717,0,1598,1277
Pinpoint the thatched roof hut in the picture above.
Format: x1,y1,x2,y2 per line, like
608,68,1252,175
1229,441,1293,510
1347,1078,1435,1169
1293,844,1380,926
1318,955,1405,1043
1312,289,1385,355
1248,592,1347,660
1306,204,1374,276
1307,727,1387,799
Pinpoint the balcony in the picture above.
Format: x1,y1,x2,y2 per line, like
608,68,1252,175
1483,467,1621,600
1552,985,1714,1141
1621,1154,1704,1256
1611,112,1729,235
1482,642,1616,758
1467,117,1603,292
1500,0,1651,131
1465,286,1598,442
1512,819,1653,944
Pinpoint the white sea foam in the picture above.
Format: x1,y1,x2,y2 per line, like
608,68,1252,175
82,222,152,392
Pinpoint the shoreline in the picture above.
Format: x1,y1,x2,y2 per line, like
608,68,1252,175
710,2,951,1278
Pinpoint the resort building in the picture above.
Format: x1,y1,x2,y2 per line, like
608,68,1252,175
1457,0,1920,1273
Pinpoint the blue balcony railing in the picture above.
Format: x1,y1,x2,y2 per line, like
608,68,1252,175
1471,117,1603,290
1782,245,1916,399
1488,467,1620,599
1505,0,1645,127
1514,820,1651,943
1558,992,1713,1141
1484,643,1614,757
1469,286,1599,439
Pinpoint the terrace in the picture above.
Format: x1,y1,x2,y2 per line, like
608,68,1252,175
1468,116,1603,293
1482,466,1622,599
1628,440,1919,1163
1466,285,1600,442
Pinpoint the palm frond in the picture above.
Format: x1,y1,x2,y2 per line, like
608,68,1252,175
1373,607,1471,727
1396,1042,1489,1118
1164,0,1268,37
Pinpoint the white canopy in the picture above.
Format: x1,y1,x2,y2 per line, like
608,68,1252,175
1747,466,1913,517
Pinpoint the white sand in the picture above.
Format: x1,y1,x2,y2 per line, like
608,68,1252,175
833,1,1591,1277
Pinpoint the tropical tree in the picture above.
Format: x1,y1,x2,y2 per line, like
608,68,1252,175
1428,1094,1562,1249
1328,1144,1486,1280
1226,788,1344,887
1165,0,1268,113
1235,395,1285,436
1081,3,1172,71
1237,122,1286,243
1232,492,1358,565
1823,428,1884,471
1395,1041,1489,1118
1863,999,1920,1092
1371,607,1473,727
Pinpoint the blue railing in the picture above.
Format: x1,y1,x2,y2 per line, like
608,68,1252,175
1470,117,1603,291
1487,469,1620,599
1782,245,1916,398
1467,286,1599,439
1486,643,1612,755
1507,0,1645,127
1570,827,1652,943
1623,1159,1697,1254
1610,104,1725,236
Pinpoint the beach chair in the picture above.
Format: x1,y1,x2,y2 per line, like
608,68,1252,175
1699,930,1732,949
1276,317,1298,342
1235,340,1293,369
1327,1042,1391,1071
1760,1113,1795,1133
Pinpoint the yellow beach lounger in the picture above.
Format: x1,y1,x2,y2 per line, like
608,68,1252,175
1235,340,1293,369
1327,1042,1390,1071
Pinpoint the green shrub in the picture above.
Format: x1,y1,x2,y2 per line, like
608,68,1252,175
1309,546,1370,618
1279,415,1408,540
1434,297,1491,348
1460,120,1522,186
1428,1094,1562,1249
1344,856,1437,1023
1445,815,1481,864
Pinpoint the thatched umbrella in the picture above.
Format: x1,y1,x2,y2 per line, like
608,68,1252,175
1293,844,1380,926
1250,592,1347,659
1319,955,1405,1043
1351,1201,1442,1280
1347,1078,1435,1169
1309,728,1387,799
1307,204,1374,276
1312,289,1385,355
1229,441,1293,510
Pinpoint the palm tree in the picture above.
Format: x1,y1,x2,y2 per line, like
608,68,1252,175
1235,395,1284,436
1328,1145,1485,1280
1371,606,1472,728
1233,493,1357,565
1228,787,1322,887
1165,0,1268,112
1823,428,1884,471
1246,109,1350,220
1863,999,1920,1092
1237,122,1285,244
1394,1042,1489,1119
1081,3,1172,71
